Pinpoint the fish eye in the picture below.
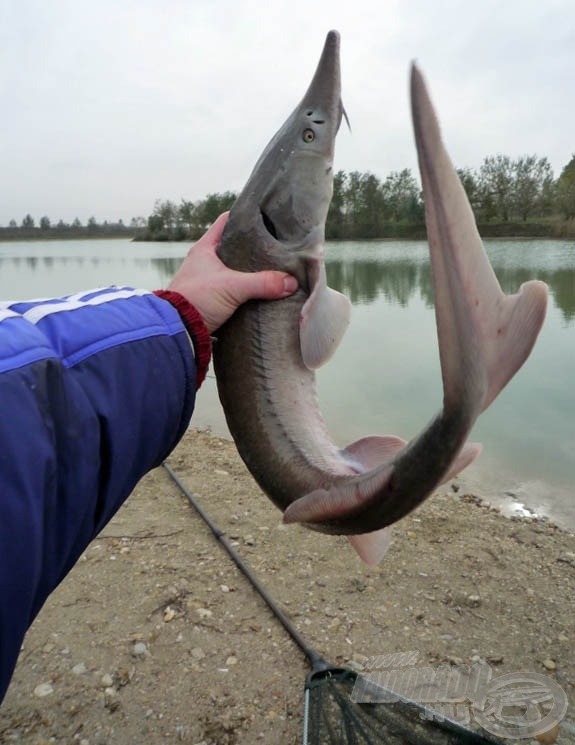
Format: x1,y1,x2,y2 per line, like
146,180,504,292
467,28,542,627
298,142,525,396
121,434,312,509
302,128,315,143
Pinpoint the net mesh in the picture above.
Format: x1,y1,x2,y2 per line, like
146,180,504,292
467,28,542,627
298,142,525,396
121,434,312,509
304,669,505,745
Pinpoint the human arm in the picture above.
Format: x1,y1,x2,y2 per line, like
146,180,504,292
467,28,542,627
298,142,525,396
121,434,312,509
0,215,297,701
0,289,198,700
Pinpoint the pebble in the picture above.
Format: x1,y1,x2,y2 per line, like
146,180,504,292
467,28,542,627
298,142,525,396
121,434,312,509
353,653,368,666
558,633,569,643
163,606,176,622
542,658,557,671
72,662,87,675
132,641,148,658
225,655,238,666
191,647,206,660
34,682,54,698
447,655,464,666
196,608,212,619
346,659,365,672
220,584,230,593
486,655,504,665
100,673,114,688
104,687,120,712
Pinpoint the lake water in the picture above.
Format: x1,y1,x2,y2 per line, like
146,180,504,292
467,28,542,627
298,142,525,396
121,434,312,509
1,237,573,530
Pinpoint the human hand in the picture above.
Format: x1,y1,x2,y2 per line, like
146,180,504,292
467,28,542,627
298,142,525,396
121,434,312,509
167,213,298,334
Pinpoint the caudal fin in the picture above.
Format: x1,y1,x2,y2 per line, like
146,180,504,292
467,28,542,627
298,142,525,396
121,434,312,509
411,64,548,414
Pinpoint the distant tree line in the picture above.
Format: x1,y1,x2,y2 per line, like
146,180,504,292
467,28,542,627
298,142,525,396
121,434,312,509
0,215,145,240
138,153,575,241
326,169,424,238
137,192,237,241
327,153,575,239
4,153,575,242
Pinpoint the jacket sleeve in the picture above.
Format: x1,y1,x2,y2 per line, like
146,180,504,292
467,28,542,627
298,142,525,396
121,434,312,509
0,287,201,701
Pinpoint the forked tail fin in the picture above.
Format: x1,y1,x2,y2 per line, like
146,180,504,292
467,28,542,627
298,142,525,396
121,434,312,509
410,64,548,414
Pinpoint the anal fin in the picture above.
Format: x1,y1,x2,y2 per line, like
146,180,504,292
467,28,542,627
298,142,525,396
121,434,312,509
348,528,393,567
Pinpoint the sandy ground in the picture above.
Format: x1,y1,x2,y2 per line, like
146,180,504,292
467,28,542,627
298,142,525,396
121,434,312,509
1,429,574,745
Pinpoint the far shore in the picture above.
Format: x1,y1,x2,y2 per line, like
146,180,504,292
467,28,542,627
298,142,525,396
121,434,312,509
2,219,575,243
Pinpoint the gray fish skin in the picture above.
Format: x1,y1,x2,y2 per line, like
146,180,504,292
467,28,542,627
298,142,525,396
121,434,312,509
213,33,548,566
214,30,352,506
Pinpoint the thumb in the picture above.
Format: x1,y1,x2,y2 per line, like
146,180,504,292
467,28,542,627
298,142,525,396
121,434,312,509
192,211,229,253
232,270,299,303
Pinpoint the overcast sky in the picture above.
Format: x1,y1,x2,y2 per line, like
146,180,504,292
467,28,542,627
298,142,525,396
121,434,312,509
1,0,574,225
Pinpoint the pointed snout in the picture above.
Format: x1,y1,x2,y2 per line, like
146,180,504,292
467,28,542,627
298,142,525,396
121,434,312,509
300,30,343,129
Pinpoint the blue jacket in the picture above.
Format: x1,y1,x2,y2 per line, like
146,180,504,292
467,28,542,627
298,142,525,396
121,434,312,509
0,287,197,701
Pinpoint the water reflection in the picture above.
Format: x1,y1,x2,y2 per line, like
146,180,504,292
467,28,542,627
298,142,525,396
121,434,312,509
4,244,574,322
151,257,183,282
4,255,181,277
326,252,575,323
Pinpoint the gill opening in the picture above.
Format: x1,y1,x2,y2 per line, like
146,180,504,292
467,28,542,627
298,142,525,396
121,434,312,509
260,209,278,239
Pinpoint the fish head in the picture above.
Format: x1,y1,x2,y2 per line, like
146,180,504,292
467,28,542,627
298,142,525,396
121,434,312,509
225,30,344,257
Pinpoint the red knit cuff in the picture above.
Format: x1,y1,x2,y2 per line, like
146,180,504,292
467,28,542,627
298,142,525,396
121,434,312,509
153,290,212,389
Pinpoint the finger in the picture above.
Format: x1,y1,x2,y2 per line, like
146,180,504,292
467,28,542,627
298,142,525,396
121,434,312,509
232,270,298,303
191,212,230,254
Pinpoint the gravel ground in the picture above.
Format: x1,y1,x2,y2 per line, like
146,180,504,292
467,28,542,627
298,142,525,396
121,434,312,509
1,429,574,744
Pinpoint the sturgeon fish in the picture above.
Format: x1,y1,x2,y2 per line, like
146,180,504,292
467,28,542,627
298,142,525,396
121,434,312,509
213,31,548,566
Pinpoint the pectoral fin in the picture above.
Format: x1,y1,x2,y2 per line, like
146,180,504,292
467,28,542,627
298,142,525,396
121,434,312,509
300,257,351,369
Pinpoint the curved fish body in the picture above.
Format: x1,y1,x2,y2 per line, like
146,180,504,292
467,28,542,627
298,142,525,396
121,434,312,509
213,31,548,565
